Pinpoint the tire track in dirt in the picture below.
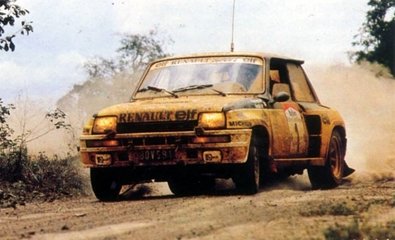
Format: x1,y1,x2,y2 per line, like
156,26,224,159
1,178,394,240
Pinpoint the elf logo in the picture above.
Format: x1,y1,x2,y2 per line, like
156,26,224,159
119,109,198,122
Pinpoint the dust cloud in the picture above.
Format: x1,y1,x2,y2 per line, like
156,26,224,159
7,94,75,156
307,62,395,182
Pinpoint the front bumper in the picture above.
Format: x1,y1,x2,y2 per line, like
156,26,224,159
80,129,252,168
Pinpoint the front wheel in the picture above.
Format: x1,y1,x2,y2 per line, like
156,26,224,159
308,130,345,189
90,168,122,201
233,134,261,194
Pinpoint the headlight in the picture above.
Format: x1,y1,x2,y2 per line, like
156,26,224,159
92,116,117,134
198,112,226,129
82,118,94,134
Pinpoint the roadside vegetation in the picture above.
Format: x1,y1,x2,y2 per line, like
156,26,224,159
0,153,87,208
0,0,33,52
352,0,395,76
0,99,87,208
299,188,395,239
0,30,171,209
324,219,395,240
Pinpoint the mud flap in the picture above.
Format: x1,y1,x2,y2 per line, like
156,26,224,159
343,160,355,177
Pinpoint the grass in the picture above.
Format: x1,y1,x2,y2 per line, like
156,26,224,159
301,197,395,239
0,151,87,208
300,202,355,217
324,219,395,240
324,219,361,240
301,195,395,218
390,194,395,207
363,220,395,240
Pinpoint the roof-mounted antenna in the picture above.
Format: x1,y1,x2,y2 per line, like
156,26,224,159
230,0,236,52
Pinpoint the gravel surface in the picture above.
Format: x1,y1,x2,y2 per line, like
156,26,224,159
1,175,394,240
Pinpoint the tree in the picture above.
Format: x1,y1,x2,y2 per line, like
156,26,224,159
83,29,172,78
57,30,172,148
116,30,172,73
58,29,172,111
352,0,395,76
0,0,33,51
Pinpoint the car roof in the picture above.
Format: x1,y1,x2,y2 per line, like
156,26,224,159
153,51,304,64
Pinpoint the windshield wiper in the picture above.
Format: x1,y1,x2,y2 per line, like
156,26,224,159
173,84,213,93
137,85,178,98
211,88,227,96
173,84,227,96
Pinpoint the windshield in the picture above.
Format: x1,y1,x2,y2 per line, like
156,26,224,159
135,56,264,98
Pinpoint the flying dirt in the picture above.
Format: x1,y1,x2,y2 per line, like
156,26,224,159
308,63,395,181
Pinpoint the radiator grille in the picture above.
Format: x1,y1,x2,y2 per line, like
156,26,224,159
117,121,198,133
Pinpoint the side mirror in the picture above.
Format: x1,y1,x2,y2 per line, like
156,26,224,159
273,91,290,102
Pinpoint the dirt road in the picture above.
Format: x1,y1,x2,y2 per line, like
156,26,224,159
1,174,394,240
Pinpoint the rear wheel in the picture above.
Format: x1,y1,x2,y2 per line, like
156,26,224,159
233,134,261,194
308,130,344,189
90,168,122,201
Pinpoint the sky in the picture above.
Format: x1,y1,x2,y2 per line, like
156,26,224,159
0,0,369,103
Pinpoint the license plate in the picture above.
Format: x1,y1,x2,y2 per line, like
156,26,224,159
95,154,112,165
131,149,174,161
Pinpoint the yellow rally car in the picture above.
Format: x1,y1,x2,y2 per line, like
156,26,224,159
80,52,354,200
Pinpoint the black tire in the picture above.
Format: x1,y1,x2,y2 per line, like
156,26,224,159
168,176,215,196
90,168,122,201
233,134,261,194
308,130,345,189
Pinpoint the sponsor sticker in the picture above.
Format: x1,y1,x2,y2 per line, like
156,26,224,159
282,103,302,120
151,57,263,69
119,109,198,123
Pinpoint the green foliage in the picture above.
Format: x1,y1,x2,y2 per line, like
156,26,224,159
0,146,27,182
23,153,86,195
0,98,14,150
0,0,33,52
0,151,87,208
116,29,172,72
352,0,395,76
46,108,71,130
0,96,84,208
83,28,172,78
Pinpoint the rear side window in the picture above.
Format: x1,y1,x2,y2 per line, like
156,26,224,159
287,63,315,102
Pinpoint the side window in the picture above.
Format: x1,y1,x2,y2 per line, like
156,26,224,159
287,63,315,102
269,63,288,93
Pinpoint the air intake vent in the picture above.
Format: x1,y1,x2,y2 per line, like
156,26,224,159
117,121,198,133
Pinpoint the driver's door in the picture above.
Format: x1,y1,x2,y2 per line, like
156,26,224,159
267,62,309,158
269,83,309,157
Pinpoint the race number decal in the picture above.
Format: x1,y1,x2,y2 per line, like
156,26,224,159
282,103,307,154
